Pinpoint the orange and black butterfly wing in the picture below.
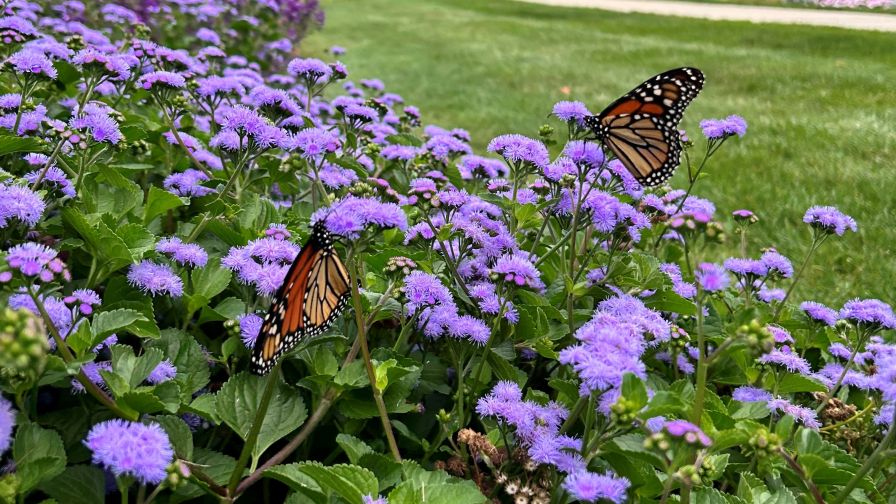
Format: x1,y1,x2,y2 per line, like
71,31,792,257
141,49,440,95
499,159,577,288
250,223,349,375
585,67,704,186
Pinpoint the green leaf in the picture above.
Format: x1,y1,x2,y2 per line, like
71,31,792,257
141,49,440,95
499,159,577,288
621,373,648,409
39,466,104,504
146,329,211,397
0,135,42,156
153,415,194,460
384,133,423,147
641,391,686,418
144,186,186,224
604,433,664,467
335,434,374,465
775,373,827,394
13,423,67,493
216,372,308,459
692,487,729,504
193,260,232,299
91,308,147,341
186,394,218,423
116,223,156,259
265,462,378,503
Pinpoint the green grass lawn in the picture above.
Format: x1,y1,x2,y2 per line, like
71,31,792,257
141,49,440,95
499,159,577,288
305,0,896,304
658,0,895,13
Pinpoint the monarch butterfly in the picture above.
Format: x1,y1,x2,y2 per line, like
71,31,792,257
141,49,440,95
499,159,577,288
585,67,704,187
250,221,351,375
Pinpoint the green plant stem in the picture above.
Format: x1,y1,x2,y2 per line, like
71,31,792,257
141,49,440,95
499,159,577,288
779,448,825,504
154,95,212,177
690,290,708,424
233,342,362,498
28,287,134,420
141,484,164,504
773,234,826,321
816,329,869,414
29,140,64,190
226,360,283,496
832,405,896,504
235,389,337,496
348,255,402,462
560,395,589,434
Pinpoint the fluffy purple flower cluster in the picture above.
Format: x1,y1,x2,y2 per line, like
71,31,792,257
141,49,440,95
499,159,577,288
476,381,630,503
5,242,68,282
156,237,209,268
84,420,174,484
222,227,301,297
401,271,490,345
733,386,820,429
803,205,858,236
127,261,184,297
0,184,45,228
700,114,747,139
0,396,14,456
311,196,407,240
559,295,669,409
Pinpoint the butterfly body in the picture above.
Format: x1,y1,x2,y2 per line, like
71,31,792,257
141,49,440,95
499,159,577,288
586,67,704,186
250,221,351,375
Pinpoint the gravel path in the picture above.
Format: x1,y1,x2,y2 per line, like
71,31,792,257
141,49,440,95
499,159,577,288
518,0,896,31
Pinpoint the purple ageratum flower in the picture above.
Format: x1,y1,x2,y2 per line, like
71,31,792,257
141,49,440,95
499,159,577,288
0,184,45,228
311,196,407,240
759,346,813,375
663,419,712,447
238,313,262,349
147,360,176,384
6,242,67,281
265,224,291,241
599,295,670,343
767,325,794,344
156,237,208,267
487,134,549,169
552,101,591,126
0,395,14,456
139,71,186,90
195,75,246,98
69,108,122,144
564,140,605,170
381,144,420,162
695,263,730,292
24,166,75,198
544,156,577,182
72,48,132,80
163,169,214,198
222,238,300,297
0,16,38,42
287,57,332,85
330,45,346,56
803,206,857,236
425,134,471,163
127,261,184,298
288,127,340,159
757,287,786,304
760,249,793,278
659,263,696,299
700,114,747,139
63,289,101,316
9,293,73,346
767,398,821,429
315,163,358,189
724,258,768,278
362,496,387,504
800,301,838,326
563,470,630,504
7,49,57,79
492,253,545,291
402,271,454,315
84,420,174,484
448,315,491,345
733,386,772,403
840,298,896,330
343,104,377,124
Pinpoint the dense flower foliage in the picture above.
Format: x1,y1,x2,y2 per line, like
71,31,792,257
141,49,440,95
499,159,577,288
0,0,892,502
